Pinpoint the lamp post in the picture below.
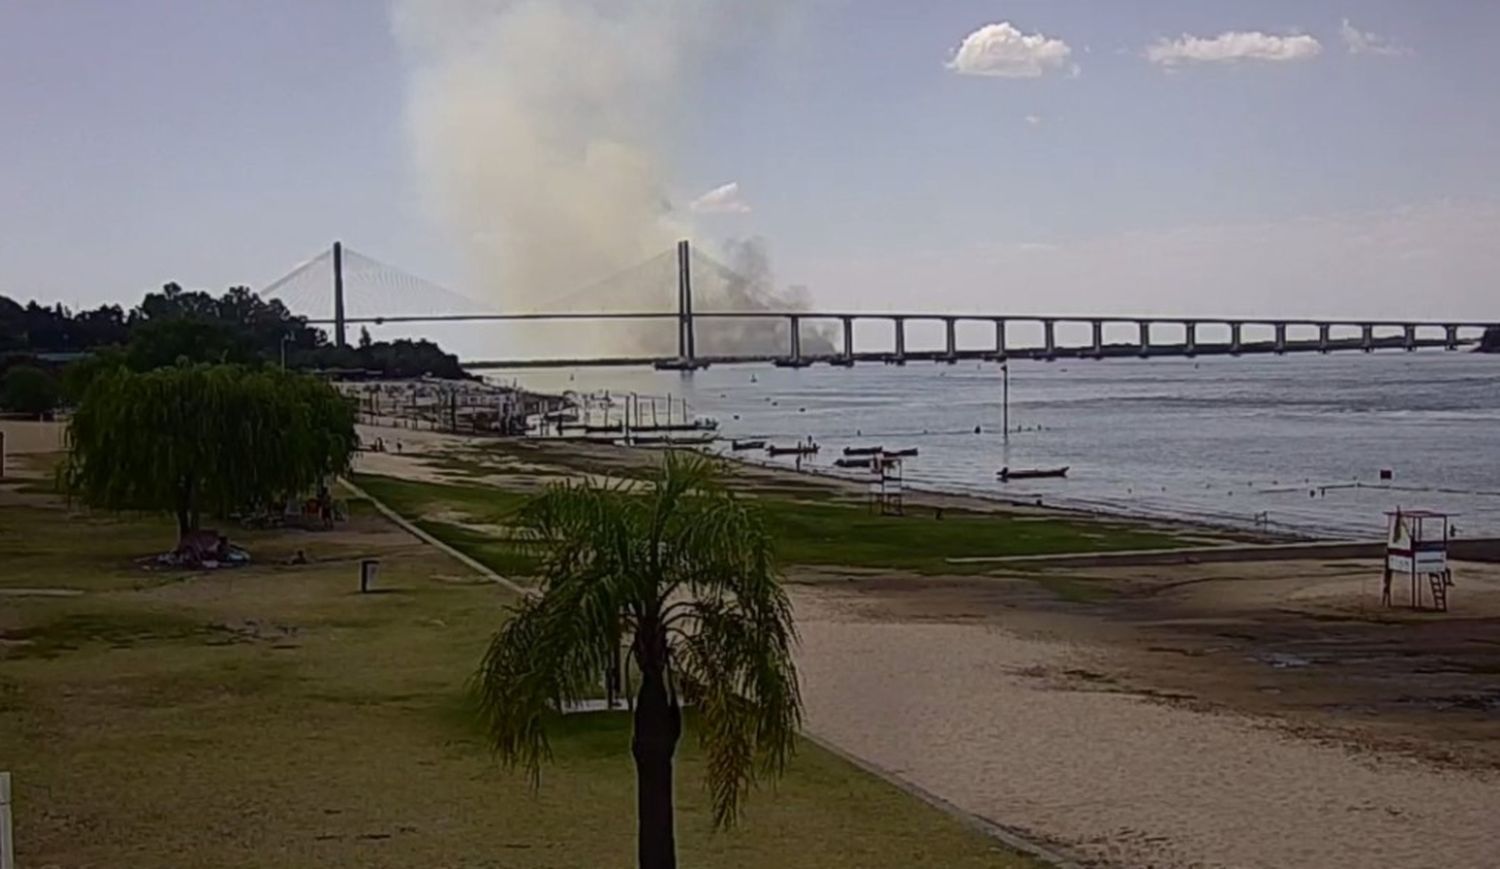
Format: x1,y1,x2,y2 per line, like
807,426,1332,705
1002,361,1010,442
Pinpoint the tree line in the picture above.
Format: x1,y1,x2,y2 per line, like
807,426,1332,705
1,283,470,415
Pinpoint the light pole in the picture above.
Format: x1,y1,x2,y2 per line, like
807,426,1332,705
1002,361,1010,442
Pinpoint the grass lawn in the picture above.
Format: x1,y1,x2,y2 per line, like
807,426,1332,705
0,490,1041,868
353,468,1183,580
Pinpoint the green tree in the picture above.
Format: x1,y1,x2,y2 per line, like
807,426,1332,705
64,364,357,546
125,318,256,370
475,453,801,869
60,347,127,402
0,365,60,417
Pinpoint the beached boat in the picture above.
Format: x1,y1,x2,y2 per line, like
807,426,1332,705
834,457,873,469
767,443,819,456
843,445,883,456
997,466,1069,481
730,438,766,451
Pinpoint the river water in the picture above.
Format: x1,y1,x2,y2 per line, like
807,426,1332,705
489,351,1500,539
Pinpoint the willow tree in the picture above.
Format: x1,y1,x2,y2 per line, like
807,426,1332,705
476,452,801,869
64,363,357,545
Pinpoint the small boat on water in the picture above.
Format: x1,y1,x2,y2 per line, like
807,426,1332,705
883,447,919,458
997,466,1069,481
630,432,716,446
834,457,873,469
730,439,766,451
843,445,883,456
767,443,819,456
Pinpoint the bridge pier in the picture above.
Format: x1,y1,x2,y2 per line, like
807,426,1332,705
1318,323,1331,353
788,314,802,364
1042,319,1056,360
1137,320,1151,358
943,317,958,362
1404,324,1417,351
841,316,855,363
1445,324,1459,351
893,317,906,364
1091,320,1104,358
1184,322,1197,356
1274,323,1287,355
1229,322,1243,355
1362,323,1374,352
993,319,1007,359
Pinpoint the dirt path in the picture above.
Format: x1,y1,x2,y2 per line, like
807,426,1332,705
793,584,1500,868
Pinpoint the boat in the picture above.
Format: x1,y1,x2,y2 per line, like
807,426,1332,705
834,457,873,469
883,447,919,458
997,466,1069,481
843,445,883,456
767,443,819,456
730,439,766,451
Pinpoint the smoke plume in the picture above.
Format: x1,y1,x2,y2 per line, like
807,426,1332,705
391,0,808,357
698,238,836,357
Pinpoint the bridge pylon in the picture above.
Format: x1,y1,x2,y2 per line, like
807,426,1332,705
332,240,346,348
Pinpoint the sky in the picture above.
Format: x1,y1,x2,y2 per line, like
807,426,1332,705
3,0,1499,327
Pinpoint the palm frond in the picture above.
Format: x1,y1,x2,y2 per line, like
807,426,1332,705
476,451,802,831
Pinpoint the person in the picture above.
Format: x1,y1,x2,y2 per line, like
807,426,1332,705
316,484,334,529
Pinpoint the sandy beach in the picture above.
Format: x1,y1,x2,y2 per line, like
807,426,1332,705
793,582,1500,868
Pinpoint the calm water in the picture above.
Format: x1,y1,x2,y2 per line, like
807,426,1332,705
491,352,1500,538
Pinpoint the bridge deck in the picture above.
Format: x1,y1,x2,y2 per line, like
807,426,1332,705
463,337,1472,370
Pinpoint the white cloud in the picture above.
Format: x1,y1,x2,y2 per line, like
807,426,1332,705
1340,19,1410,56
689,181,751,215
1146,30,1321,67
1024,114,1043,126
947,22,1074,78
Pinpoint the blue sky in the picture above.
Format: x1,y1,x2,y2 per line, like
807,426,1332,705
4,1,1499,323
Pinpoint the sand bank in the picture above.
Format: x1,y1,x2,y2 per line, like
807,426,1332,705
793,584,1500,869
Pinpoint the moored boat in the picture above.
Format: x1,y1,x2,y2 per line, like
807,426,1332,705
767,443,819,456
843,445,883,456
730,438,766,450
997,466,1069,481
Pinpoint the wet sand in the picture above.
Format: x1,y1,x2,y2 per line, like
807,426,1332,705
794,583,1500,868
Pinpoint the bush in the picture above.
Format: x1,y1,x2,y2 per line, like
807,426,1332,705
0,365,60,417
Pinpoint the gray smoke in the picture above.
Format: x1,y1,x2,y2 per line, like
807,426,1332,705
390,0,805,357
696,238,835,357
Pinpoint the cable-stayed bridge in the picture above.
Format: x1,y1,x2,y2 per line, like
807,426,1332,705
261,241,1498,370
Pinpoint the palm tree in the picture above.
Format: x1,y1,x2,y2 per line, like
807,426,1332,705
475,452,802,869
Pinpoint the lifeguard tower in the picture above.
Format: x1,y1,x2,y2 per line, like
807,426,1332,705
1382,509,1454,611
867,454,904,516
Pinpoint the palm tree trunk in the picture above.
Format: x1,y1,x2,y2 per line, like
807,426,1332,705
632,659,681,869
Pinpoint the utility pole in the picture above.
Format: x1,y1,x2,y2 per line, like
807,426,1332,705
1002,362,1010,442
332,240,347,348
